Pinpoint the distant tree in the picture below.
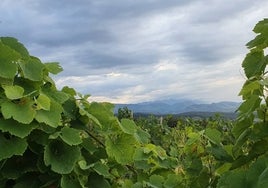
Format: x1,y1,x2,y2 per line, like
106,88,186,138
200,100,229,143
165,115,178,128
117,106,132,120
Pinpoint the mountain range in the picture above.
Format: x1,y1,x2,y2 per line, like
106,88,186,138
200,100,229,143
114,99,240,115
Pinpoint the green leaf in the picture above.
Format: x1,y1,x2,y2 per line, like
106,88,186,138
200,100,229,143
35,93,51,110
61,175,81,188
60,127,82,146
246,156,268,187
1,98,36,124
217,170,247,188
208,144,233,162
19,57,45,81
237,95,261,117
257,167,268,187
242,50,265,78
87,174,111,188
0,43,19,79
44,139,81,174
0,133,27,160
43,89,69,104
93,162,111,177
164,174,183,188
239,80,261,97
148,174,164,188
119,119,137,135
232,116,253,139
232,129,251,158
246,35,267,49
105,134,138,165
45,62,63,74
0,37,29,58
62,86,77,96
35,100,62,127
134,128,151,144
253,19,268,33
215,163,232,176
87,102,116,130
0,153,38,180
82,137,98,154
3,85,24,100
205,128,222,145
0,77,13,85
0,119,37,138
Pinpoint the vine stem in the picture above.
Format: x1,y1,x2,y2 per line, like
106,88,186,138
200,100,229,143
85,128,105,147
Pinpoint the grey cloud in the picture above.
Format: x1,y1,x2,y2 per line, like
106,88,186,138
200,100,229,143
0,0,267,103
187,0,263,24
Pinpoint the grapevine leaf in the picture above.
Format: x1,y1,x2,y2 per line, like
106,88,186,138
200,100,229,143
13,77,40,95
0,37,29,58
19,57,45,81
3,85,24,100
0,151,38,179
253,18,268,34
134,128,151,144
82,137,98,154
93,162,111,177
232,116,253,139
119,119,137,135
246,35,267,49
43,88,69,104
86,102,118,130
215,163,232,176
242,50,265,78
148,174,164,188
45,62,63,74
164,174,183,188
35,100,62,128
44,140,81,174
87,174,111,188
133,147,151,161
105,134,138,165
232,129,251,158
0,77,13,85
133,148,153,170
0,119,37,138
239,80,261,97
207,144,233,162
205,128,222,145
0,133,27,160
1,98,36,124
61,175,81,188
246,156,268,187
237,95,261,117
256,167,268,187
217,170,247,188
60,127,82,146
62,86,77,96
35,93,51,110
0,43,19,79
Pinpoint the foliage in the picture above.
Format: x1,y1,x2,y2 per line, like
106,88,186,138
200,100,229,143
215,18,268,187
0,37,180,187
135,115,235,187
1,18,268,188
117,106,133,121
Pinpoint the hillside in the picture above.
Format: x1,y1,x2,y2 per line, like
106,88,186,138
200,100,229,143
114,99,240,115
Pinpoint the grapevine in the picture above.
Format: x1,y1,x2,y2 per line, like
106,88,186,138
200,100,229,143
0,18,268,188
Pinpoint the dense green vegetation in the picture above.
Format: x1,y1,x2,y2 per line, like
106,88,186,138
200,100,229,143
0,18,268,187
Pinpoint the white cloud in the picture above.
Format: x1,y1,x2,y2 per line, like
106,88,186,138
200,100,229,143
0,0,267,103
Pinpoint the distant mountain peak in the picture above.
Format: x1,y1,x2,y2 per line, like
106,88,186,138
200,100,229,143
114,99,240,114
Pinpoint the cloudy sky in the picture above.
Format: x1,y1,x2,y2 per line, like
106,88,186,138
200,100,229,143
0,0,267,103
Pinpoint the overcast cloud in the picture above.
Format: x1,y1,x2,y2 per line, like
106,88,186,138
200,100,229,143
1,0,267,103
